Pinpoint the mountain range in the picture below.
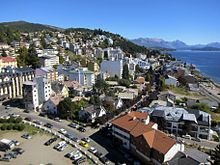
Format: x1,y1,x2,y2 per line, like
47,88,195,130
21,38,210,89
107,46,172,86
131,38,220,50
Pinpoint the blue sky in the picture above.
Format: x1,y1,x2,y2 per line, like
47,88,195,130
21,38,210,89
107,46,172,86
0,0,220,44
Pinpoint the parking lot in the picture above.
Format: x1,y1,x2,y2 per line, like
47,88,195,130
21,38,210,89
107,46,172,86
0,132,78,165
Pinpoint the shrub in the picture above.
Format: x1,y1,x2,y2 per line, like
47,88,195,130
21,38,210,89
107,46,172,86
6,124,13,130
1,124,7,130
17,124,25,131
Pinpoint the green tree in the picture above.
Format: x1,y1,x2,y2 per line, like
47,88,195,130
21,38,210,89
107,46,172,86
210,144,220,165
16,47,29,67
94,79,109,94
122,64,129,80
118,79,131,88
57,97,73,119
58,54,65,64
1,49,7,57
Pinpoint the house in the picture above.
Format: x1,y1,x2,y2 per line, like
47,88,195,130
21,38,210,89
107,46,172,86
158,91,176,102
166,148,211,165
51,82,69,98
165,75,179,87
118,92,135,100
100,60,123,78
42,95,64,115
102,96,123,109
111,111,184,164
78,105,106,122
144,105,212,140
39,55,59,67
0,57,17,70
134,76,145,84
35,67,58,81
59,67,95,87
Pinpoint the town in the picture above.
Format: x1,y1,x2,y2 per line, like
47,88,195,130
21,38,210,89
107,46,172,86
0,22,220,165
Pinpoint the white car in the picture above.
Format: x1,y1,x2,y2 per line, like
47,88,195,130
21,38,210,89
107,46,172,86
82,137,91,143
88,147,97,154
71,150,82,161
58,143,68,151
54,141,66,150
59,128,67,135
182,134,191,140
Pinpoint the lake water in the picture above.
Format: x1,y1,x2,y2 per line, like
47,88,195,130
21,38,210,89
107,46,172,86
169,50,220,83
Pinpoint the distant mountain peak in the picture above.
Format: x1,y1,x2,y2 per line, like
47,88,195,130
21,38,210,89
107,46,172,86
131,37,220,50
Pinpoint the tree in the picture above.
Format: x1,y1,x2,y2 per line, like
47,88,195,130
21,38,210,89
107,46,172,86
58,54,65,64
122,64,129,80
118,79,131,88
57,98,74,119
94,79,109,94
1,49,7,57
210,144,220,165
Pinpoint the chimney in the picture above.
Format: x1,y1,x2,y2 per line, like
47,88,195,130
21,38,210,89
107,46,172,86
133,117,136,120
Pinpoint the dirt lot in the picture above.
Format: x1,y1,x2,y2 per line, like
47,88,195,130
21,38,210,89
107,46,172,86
0,132,88,165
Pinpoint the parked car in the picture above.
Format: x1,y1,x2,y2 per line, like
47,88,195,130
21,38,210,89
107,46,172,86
21,133,32,139
95,151,103,159
58,143,68,151
44,138,57,146
72,137,80,143
54,117,62,122
11,140,20,146
80,141,89,148
82,137,90,143
78,127,86,132
59,128,67,135
33,120,43,125
12,148,25,155
88,147,97,154
68,122,79,129
100,156,110,164
54,141,66,150
192,137,201,142
5,105,11,110
24,117,31,121
44,123,53,129
74,157,86,164
65,151,75,158
24,109,30,113
7,151,18,158
182,134,191,140
71,150,82,161
1,155,12,162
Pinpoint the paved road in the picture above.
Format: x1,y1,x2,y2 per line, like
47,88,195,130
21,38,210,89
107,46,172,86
177,137,218,149
199,85,220,104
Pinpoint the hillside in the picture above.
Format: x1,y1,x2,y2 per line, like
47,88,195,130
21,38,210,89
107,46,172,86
0,21,62,32
0,21,152,56
65,28,151,56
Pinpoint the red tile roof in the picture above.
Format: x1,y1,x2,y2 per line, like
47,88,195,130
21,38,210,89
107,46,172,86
0,57,17,63
112,111,176,155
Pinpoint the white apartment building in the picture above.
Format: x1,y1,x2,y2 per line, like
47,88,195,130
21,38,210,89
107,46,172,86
39,55,59,67
100,60,123,78
23,77,51,111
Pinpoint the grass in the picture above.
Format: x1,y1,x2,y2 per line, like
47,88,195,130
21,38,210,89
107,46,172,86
167,86,202,97
0,123,45,135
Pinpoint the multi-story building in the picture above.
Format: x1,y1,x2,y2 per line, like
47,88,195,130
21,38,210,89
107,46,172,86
35,67,58,81
39,55,59,67
68,68,95,87
100,60,123,78
0,67,35,100
0,57,17,70
139,105,212,140
112,111,184,164
23,77,51,111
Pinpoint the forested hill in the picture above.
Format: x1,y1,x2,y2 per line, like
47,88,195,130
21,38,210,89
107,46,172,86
0,21,157,56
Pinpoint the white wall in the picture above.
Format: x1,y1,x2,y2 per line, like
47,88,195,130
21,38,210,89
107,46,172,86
101,60,123,78
164,143,183,162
